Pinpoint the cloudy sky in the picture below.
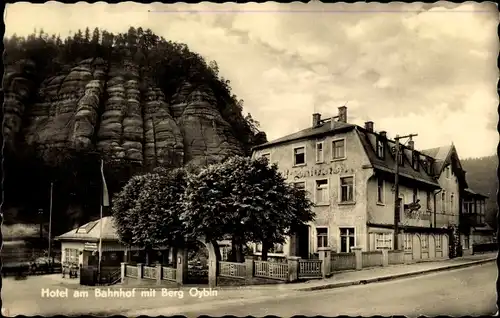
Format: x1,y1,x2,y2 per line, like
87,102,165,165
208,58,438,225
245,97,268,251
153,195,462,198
5,2,499,158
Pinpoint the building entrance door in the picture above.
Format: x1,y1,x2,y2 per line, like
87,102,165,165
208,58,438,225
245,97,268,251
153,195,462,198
88,252,98,267
297,225,310,259
428,235,436,259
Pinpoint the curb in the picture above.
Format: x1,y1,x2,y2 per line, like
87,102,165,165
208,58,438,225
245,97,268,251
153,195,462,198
295,258,496,292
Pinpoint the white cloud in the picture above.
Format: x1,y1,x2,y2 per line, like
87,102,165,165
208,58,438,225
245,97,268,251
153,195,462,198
5,2,498,159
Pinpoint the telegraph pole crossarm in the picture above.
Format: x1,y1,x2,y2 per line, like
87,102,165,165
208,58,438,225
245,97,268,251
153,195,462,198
393,133,418,250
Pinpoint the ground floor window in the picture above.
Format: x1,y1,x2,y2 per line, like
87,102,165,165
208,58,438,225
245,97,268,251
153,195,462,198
64,248,79,264
316,227,328,249
340,227,355,252
421,234,428,250
404,233,412,251
435,235,442,250
375,233,392,249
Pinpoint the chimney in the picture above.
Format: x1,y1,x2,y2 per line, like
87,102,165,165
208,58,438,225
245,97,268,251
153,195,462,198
312,113,321,128
338,106,347,123
380,131,387,139
408,140,415,150
364,121,374,132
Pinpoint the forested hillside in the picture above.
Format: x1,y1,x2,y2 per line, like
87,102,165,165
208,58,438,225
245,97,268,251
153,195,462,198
2,27,267,235
462,155,498,229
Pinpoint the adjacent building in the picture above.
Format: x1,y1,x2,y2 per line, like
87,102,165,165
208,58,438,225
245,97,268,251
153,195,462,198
461,188,494,250
251,106,489,261
55,216,232,270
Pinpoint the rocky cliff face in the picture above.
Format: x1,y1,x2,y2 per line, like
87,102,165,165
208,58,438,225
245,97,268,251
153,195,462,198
4,58,249,167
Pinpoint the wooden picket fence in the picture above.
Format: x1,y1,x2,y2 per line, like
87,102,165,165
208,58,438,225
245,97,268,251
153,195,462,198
254,260,288,281
125,265,138,278
219,261,246,279
162,266,177,282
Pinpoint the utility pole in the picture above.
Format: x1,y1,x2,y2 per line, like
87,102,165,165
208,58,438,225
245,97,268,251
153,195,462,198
393,133,418,250
38,208,43,239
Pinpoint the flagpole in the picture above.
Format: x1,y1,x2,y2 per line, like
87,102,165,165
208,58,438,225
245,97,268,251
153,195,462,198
48,182,53,263
98,159,104,278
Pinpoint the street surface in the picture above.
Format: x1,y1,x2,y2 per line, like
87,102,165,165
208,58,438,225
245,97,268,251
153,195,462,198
2,262,497,316
129,263,498,317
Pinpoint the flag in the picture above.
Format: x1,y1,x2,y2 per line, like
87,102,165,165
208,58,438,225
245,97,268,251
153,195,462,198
101,159,109,207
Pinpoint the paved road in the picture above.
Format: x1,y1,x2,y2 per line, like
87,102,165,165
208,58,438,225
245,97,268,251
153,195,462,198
2,263,497,316
129,263,498,317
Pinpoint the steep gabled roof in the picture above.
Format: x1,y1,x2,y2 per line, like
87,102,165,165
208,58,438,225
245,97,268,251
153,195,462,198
421,144,468,188
356,128,440,187
421,145,453,175
420,147,441,158
252,121,356,150
55,216,119,241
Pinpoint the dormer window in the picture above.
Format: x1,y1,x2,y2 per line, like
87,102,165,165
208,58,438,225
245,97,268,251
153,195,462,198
421,159,428,173
76,221,98,234
391,145,403,166
376,138,385,159
398,151,404,166
412,152,419,171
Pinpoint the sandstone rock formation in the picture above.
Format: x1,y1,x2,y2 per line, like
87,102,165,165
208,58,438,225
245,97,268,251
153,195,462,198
5,58,252,168
3,60,37,146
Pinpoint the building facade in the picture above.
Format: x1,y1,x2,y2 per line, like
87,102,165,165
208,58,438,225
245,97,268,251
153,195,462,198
252,107,487,261
461,188,495,251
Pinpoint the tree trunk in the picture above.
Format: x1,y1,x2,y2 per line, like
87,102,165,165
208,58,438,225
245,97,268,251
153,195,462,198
145,248,150,265
232,236,245,263
230,238,237,262
166,247,170,266
230,236,245,262
235,243,244,263
210,239,222,262
261,240,271,261
172,247,178,268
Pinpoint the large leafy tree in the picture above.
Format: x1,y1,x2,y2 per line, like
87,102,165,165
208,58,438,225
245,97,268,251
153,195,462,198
181,156,315,262
112,168,188,253
111,173,151,246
